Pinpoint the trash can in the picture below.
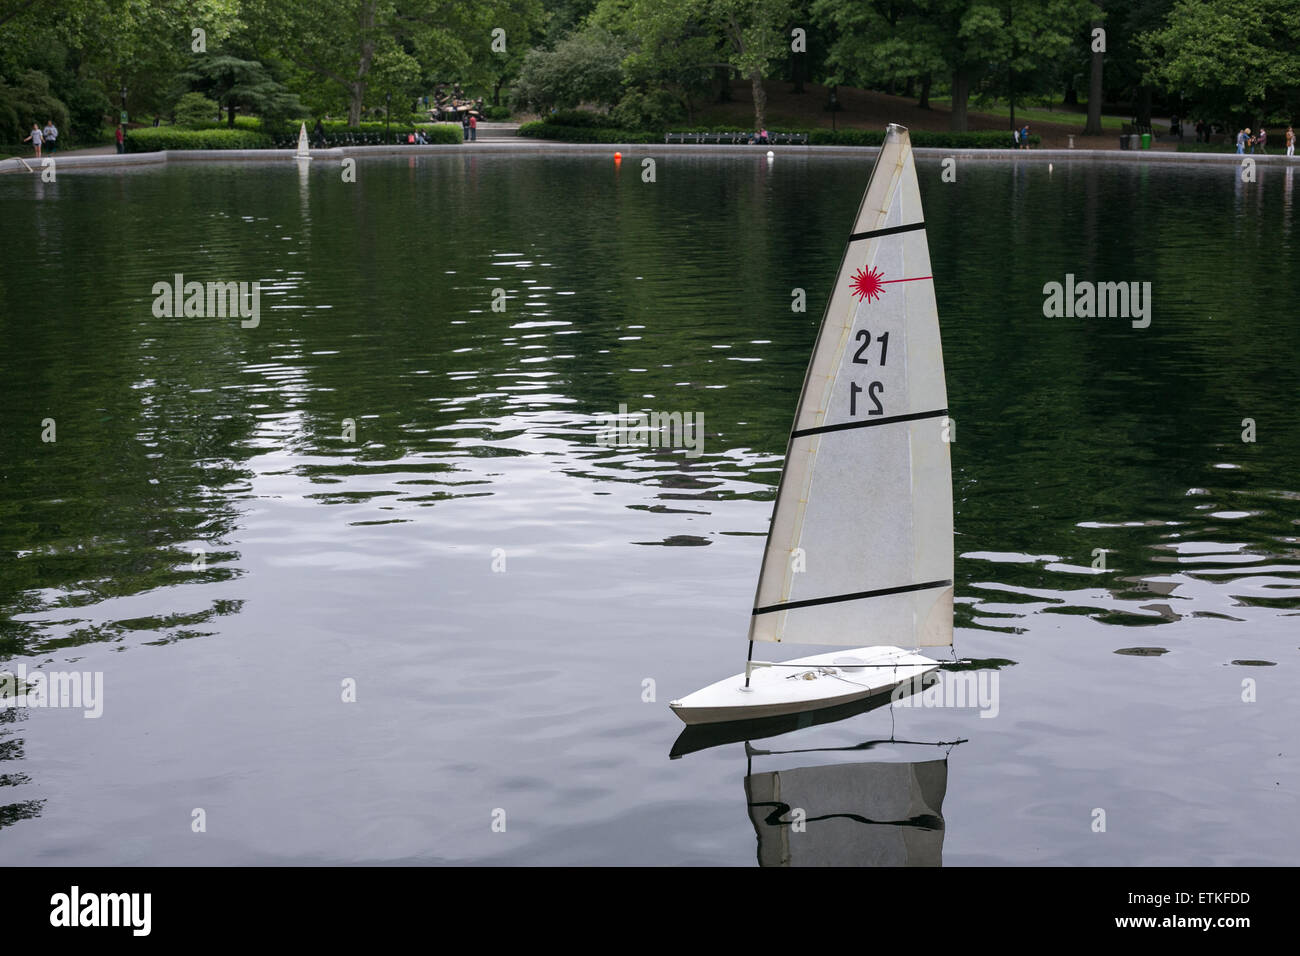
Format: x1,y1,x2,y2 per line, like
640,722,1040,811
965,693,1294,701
1119,134,1130,150
1141,132,1151,149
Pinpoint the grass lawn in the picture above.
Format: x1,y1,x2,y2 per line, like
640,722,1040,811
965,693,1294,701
931,99,1131,130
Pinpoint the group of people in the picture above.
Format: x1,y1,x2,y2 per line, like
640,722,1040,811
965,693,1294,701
1234,126,1296,155
1013,124,1031,148
21,119,59,156
460,110,478,141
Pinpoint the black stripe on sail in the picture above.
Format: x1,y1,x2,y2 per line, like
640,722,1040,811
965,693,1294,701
753,579,952,616
848,221,926,242
791,408,948,440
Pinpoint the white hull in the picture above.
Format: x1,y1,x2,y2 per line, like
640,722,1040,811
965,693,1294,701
669,645,939,725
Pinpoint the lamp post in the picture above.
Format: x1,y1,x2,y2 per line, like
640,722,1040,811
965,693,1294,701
830,87,838,132
120,84,127,124
386,91,391,142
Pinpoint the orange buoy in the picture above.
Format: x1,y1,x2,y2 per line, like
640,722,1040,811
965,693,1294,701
614,151,622,163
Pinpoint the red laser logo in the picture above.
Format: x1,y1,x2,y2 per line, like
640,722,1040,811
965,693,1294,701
850,266,885,302
850,266,933,303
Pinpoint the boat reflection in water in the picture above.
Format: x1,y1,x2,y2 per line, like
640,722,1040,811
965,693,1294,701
672,681,961,866
745,749,950,867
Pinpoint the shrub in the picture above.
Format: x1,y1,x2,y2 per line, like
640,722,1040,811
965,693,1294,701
612,89,685,132
1175,142,1238,153
517,120,657,143
482,105,511,121
0,70,71,146
807,128,1037,148
416,123,463,144
544,109,621,128
124,127,273,152
174,92,221,127
667,125,807,136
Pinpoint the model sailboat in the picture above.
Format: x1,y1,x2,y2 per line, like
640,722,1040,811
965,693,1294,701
670,124,955,725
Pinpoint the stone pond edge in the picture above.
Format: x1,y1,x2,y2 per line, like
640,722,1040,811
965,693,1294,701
4,141,1295,174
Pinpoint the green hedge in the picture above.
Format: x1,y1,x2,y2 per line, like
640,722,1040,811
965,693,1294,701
667,125,805,135
543,109,621,128
517,120,657,143
1176,142,1243,153
808,128,1038,148
125,127,273,152
482,105,511,121
126,123,462,151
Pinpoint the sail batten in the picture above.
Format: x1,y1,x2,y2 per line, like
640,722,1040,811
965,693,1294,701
749,125,953,648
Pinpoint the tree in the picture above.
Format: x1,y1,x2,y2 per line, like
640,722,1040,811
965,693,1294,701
243,0,486,126
712,0,789,131
1141,0,1300,126
1084,6,1104,134
181,52,303,127
812,0,947,110
600,0,791,131
510,26,626,112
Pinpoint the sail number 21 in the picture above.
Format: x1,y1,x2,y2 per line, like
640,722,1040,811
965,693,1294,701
849,329,887,416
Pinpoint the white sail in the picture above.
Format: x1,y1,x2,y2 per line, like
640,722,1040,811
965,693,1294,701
750,124,952,647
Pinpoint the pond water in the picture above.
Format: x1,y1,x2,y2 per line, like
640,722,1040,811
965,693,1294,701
1,152,1297,864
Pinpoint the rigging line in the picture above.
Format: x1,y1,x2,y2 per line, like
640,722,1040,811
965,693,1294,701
752,660,967,668
753,578,951,616
790,407,949,440
848,220,926,242
745,737,969,757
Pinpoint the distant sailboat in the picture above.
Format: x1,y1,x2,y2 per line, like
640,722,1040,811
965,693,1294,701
295,122,312,161
671,124,956,725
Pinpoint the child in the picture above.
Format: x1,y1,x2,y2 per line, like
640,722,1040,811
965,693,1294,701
1287,126,1296,158
22,122,43,157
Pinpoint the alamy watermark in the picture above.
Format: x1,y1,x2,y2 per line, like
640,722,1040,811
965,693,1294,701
891,670,999,718
151,273,260,328
1,664,103,718
596,404,704,457
1042,274,1151,328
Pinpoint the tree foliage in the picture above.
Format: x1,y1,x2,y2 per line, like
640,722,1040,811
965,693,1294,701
510,26,626,112
1141,0,1300,123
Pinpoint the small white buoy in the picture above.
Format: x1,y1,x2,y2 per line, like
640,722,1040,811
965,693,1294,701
1048,163,1053,173
766,150,774,159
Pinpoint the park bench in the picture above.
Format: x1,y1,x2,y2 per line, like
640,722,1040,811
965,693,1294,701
664,131,809,145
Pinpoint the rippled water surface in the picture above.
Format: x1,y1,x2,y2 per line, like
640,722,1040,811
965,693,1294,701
1,153,1297,864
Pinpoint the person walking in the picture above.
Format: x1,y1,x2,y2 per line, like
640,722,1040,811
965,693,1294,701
469,112,477,142
1286,126,1295,157
22,122,43,157
1020,124,1030,149
115,124,125,154
1257,127,1267,154
42,119,58,153
1236,128,1246,154
461,111,470,142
